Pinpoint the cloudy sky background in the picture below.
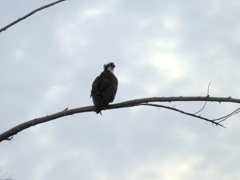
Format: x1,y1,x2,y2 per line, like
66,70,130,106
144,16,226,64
1,0,240,179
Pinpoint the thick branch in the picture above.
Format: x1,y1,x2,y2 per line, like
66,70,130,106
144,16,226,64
0,0,66,33
0,96,240,142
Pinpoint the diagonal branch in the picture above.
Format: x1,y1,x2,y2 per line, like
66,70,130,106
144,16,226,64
0,0,66,33
140,103,225,128
1,96,240,142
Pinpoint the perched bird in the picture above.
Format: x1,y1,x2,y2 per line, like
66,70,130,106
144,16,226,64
90,62,118,114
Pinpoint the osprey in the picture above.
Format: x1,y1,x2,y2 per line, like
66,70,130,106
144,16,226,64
90,62,118,114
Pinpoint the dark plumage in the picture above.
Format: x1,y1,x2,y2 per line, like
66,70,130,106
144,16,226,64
90,62,118,114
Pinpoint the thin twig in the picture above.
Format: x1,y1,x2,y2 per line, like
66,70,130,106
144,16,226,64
194,81,212,115
213,108,240,123
207,81,212,96
140,103,226,128
0,0,66,33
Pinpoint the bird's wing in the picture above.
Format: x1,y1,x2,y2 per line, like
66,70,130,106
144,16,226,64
91,76,101,97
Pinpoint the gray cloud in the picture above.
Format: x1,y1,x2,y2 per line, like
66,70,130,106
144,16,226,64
1,0,240,179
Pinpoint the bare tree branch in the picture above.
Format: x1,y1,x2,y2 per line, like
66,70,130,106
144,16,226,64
140,103,226,128
0,0,66,33
1,96,240,142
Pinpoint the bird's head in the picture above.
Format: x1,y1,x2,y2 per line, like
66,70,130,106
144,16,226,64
104,62,116,73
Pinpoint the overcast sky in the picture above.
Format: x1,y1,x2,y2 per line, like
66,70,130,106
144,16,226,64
1,0,240,179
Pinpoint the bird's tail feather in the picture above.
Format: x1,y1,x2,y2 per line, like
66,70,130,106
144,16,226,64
95,105,103,115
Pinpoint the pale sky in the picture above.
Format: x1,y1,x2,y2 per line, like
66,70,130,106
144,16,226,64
1,0,240,179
